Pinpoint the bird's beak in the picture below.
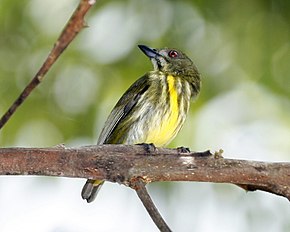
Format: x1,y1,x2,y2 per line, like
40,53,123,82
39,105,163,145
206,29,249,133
138,45,160,58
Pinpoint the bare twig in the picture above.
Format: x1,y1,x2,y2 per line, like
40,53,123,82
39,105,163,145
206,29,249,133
0,0,96,130
132,178,172,232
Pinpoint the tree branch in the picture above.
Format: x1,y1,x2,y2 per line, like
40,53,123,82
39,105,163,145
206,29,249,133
1,144,289,230
0,0,96,130
0,145,289,200
132,178,172,232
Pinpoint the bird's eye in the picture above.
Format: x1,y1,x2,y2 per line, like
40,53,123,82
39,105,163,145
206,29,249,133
168,50,178,58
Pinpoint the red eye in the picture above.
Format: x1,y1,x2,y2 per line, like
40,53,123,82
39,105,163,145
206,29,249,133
168,50,178,58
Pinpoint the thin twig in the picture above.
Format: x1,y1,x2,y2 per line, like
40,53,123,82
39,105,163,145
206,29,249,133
0,0,96,130
133,178,172,232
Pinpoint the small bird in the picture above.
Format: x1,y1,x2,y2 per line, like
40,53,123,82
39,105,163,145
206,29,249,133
81,45,201,203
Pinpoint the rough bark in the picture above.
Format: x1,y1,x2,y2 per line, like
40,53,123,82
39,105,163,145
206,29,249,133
0,145,289,200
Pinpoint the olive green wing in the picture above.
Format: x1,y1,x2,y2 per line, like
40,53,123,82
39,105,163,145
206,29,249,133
97,74,150,145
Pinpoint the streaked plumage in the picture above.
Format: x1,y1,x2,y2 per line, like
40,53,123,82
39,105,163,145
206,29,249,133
81,45,201,203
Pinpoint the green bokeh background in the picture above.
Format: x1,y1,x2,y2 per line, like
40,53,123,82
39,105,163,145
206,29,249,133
0,1,289,231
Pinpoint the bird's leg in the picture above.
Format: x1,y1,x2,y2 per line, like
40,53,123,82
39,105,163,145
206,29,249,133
176,146,191,153
137,143,156,153
177,147,213,157
194,150,213,157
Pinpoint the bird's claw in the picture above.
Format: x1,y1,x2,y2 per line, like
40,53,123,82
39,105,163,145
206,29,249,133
137,143,156,153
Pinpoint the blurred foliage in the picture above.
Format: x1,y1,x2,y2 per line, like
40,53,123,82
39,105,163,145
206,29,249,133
0,0,289,147
0,0,290,231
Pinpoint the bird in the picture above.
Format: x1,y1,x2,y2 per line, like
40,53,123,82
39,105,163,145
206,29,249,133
81,44,201,203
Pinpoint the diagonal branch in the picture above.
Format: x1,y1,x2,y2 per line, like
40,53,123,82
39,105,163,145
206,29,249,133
132,178,172,232
0,0,96,130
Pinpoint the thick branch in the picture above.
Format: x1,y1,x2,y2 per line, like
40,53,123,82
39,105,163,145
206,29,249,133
0,0,96,130
0,145,289,200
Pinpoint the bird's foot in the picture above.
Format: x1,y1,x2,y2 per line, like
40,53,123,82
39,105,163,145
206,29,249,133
137,143,156,153
194,150,212,157
177,146,191,154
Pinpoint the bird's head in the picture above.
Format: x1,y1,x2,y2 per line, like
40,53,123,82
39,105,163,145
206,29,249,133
138,45,200,81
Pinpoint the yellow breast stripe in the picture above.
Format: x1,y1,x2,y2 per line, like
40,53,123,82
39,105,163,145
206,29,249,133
167,75,179,131
144,75,180,146
167,75,179,116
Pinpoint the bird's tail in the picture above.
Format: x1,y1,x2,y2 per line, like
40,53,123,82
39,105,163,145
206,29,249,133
81,179,104,203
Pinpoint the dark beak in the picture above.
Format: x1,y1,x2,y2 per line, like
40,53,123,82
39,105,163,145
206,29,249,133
138,45,160,58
